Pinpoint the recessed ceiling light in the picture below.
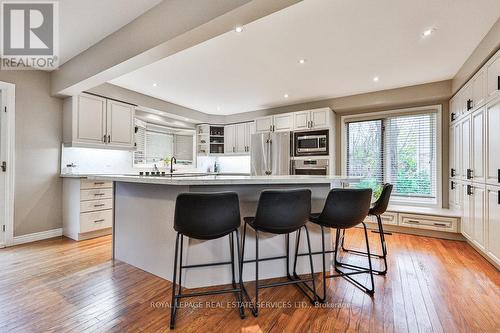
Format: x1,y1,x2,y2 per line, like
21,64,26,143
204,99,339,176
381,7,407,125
235,26,244,33
284,94,289,98
422,28,436,38
152,83,158,87
298,59,306,64
216,106,221,111
373,76,379,82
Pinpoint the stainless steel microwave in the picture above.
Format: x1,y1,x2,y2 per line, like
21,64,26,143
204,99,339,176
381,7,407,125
293,130,329,156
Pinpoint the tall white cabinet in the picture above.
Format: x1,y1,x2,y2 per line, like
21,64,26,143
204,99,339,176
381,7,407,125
449,49,500,268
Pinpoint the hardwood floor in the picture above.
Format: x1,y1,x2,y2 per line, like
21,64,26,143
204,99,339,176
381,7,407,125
0,230,499,333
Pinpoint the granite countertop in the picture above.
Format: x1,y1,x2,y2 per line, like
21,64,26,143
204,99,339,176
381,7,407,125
85,174,361,186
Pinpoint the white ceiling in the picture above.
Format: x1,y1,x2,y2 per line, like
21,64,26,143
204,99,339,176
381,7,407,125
59,0,162,65
110,0,500,115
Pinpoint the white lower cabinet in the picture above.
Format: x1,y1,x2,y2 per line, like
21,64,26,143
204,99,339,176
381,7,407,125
399,213,458,233
462,183,487,250
486,187,500,265
63,178,113,241
364,211,398,226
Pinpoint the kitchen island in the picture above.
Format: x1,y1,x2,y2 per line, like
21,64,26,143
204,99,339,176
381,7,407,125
88,174,361,288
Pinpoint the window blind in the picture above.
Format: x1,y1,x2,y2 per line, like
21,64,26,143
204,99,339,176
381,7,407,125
134,126,146,165
346,112,437,201
385,113,437,198
145,131,173,164
174,135,194,162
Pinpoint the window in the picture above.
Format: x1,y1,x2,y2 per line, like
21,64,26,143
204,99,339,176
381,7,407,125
346,111,438,204
134,121,194,167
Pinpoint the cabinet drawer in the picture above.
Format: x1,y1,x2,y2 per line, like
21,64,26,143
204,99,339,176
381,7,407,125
80,199,113,213
399,213,458,233
364,212,398,226
81,179,113,189
80,209,113,233
80,188,113,201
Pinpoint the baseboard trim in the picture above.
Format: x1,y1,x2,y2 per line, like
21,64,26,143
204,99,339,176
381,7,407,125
12,228,63,246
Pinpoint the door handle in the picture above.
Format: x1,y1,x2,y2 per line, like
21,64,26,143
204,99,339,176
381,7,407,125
466,169,473,179
466,99,473,111
451,181,455,190
103,135,107,143
451,168,456,177
94,219,105,223
467,185,473,196
451,113,456,121
107,135,111,143
497,76,500,91
1,161,6,172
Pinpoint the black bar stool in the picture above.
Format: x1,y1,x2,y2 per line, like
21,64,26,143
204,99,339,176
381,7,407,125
305,188,373,302
170,192,245,329
240,189,317,317
341,184,393,275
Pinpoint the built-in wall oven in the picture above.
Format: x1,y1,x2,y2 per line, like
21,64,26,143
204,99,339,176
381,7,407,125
291,158,329,176
293,130,329,156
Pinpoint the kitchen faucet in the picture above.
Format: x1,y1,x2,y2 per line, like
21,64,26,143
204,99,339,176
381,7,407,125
152,164,159,173
170,157,177,174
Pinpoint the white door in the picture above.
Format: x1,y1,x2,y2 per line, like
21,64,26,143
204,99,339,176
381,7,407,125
245,122,255,153
273,113,294,132
77,94,107,145
486,187,500,265
294,111,310,130
471,107,485,182
255,116,273,133
453,122,462,179
106,100,134,148
462,183,472,240
224,124,235,154
234,123,246,153
0,91,5,246
486,51,500,99
310,109,329,128
486,96,500,185
472,185,486,250
461,117,471,180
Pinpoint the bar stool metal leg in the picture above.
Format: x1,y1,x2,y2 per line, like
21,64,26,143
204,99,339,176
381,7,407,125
333,223,374,295
291,226,318,304
340,215,388,275
170,232,181,329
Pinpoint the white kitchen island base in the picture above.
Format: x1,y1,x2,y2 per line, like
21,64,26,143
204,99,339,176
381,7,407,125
91,175,360,289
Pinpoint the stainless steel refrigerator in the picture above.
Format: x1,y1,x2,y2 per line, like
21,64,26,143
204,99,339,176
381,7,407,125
251,132,291,175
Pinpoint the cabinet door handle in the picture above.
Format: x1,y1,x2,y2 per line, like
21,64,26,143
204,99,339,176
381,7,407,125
94,204,105,207
433,223,447,227
451,168,456,177
94,193,105,196
451,113,456,121
467,185,473,196
103,135,107,143
497,76,500,91
466,99,473,111
94,219,105,223
451,181,455,190
498,190,500,205
107,135,111,143
466,169,473,179
94,182,105,185
407,220,420,224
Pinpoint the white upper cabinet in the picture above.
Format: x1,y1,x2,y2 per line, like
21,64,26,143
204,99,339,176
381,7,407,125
255,116,273,133
224,124,235,153
75,94,106,145
486,96,500,185
486,50,500,100
63,94,135,150
106,100,134,148
293,111,310,130
224,121,254,154
471,70,486,109
234,123,246,153
310,108,330,128
273,113,294,132
256,108,332,133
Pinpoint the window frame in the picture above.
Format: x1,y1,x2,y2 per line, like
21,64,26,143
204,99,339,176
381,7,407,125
341,105,442,208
